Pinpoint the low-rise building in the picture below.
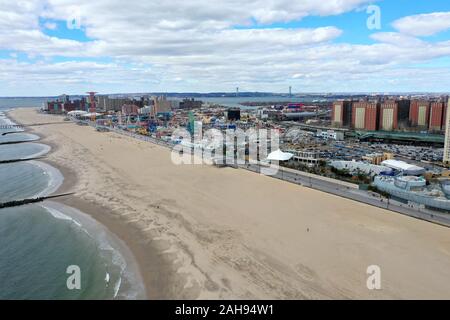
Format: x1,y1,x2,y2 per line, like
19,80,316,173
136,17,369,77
362,152,394,165
288,150,322,167
316,129,344,141
330,160,393,177
380,159,426,176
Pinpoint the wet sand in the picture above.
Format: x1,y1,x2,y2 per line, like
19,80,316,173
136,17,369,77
9,108,450,299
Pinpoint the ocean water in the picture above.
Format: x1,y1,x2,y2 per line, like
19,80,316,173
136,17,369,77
0,97,49,109
0,133,39,144
0,111,144,299
0,161,59,202
0,143,50,161
0,205,122,299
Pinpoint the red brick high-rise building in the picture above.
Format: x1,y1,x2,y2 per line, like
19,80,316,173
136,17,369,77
379,100,398,131
331,100,352,127
352,101,379,131
379,99,410,131
429,101,445,132
409,100,430,129
121,104,139,115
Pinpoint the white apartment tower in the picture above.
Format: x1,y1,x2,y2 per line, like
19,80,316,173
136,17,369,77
444,97,450,165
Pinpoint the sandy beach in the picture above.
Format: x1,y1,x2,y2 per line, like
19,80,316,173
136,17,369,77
9,108,450,299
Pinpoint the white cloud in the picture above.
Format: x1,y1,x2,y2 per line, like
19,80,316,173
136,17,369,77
43,22,57,30
392,11,450,37
0,58,165,95
43,0,375,27
370,32,426,46
1,1,450,94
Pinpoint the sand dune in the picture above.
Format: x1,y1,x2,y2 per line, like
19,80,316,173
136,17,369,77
10,108,450,299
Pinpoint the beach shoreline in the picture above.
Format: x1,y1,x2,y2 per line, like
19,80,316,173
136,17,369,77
8,107,450,300
6,110,181,300
40,200,147,299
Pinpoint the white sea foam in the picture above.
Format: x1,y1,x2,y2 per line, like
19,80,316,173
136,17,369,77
26,143,51,159
43,206,83,228
13,143,51,160
40,201,146,300
40,203,124,297
28,160,64,198
0,133,40,143
113,277,122,298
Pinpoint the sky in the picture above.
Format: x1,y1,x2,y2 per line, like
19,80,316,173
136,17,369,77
1,0,450,96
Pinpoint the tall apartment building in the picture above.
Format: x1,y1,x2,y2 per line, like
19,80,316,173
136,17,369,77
121,104,139,115
179,98,203,110
331,101,352,127
444,98,450,165
153,96,172,115
429,101,445,132
409,100,430,129
397,99,411,128
379,100,397,131
46,101,64,113
352,101,378,131
379,100,410,131
445,99,448,132
444,98,450,166
60,94,70,103
98,96,131,112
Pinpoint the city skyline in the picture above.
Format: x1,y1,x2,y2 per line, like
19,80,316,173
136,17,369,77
1,0,450,96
